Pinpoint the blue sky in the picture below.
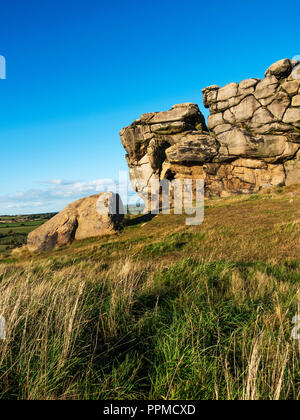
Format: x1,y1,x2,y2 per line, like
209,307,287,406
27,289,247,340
0,0,299,214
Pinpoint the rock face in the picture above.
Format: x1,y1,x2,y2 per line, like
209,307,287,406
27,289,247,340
28,192,124,252
120,59,300,200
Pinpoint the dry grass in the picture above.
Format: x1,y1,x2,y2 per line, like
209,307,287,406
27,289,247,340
0,186,299,399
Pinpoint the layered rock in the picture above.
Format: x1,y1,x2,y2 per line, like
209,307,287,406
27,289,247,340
121,59,300,199
28,192,124,252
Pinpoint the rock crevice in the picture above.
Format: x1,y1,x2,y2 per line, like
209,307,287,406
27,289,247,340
120,59,300,198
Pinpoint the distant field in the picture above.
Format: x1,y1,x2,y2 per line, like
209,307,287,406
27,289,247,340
0,213,56,253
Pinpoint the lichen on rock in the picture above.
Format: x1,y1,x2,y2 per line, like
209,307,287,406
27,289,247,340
27,192,124,252
120,59,300,201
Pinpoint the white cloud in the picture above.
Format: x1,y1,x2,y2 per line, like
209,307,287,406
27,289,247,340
38,179,77,186
0,178,121,214
0,174,143,215
3,202,45,210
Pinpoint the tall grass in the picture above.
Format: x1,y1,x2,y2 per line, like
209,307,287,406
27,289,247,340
0,257,299,399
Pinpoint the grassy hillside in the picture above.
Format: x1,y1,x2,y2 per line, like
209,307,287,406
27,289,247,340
0,213,56,254
0,186,299,400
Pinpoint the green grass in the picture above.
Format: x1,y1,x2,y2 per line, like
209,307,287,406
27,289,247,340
0,187,299,399
0,258,299,399
0,214,55,253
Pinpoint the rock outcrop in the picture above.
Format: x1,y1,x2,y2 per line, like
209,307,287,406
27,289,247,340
120,59,300,200
28,192,124,252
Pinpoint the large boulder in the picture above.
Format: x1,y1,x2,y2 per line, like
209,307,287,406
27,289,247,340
120,59,300,201
27,192,124,252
